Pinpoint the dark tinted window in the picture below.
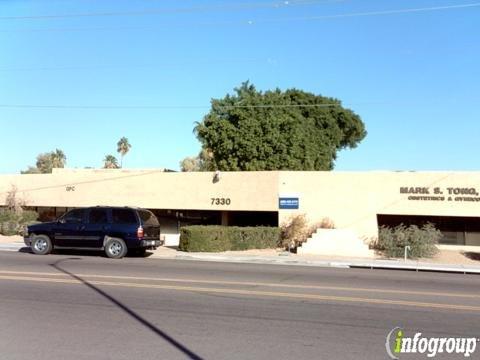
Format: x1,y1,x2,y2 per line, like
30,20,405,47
63,209,85,223
89,209,108,224
139,210,159,226
112,209,137,224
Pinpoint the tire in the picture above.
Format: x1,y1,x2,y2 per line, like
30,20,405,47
31,235,53,255
104,237,127,259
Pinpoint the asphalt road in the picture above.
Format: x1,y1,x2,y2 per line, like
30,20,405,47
0,250,479,360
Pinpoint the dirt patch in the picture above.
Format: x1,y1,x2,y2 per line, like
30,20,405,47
420,250,480,265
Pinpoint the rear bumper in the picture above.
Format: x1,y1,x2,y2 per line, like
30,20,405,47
140,239,163,249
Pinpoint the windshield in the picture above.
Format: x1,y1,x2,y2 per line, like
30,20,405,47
138,210,159,226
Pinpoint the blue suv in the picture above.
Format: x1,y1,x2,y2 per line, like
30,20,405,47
24,206,162,259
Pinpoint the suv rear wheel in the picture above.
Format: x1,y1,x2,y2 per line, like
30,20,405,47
104,237,127,259
31,235,53,255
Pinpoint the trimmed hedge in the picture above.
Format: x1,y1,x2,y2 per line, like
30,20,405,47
179,225,281,252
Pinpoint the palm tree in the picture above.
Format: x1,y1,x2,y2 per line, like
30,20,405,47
51,149,66,168
103,155,119,169
116,137,131,168
35,149,66,173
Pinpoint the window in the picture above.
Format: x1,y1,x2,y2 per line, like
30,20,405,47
112,209,137,224
139,210,159,226
89,209,108,224
63,209,85,224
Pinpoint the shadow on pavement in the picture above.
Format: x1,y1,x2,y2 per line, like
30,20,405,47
49,258,204,360
463,252,480,261
21,248,154,258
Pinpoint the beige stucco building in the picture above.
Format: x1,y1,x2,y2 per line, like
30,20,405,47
1,168,480,249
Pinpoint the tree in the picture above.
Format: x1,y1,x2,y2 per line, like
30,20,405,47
194,82,367,171
180,149,215,172
49,149,66,170
21,167,40,174
116,137,131,168
21,149,67,174
103,155,119,169
5,185,24,213
180,156,200,172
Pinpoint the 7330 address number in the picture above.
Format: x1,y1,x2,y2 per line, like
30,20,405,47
211,197,231,205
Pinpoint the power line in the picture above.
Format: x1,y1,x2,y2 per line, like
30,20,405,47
2,2,477,33
0,57,272,72
0,169,169,197
0,103,347,110
0,99,466,111
257,2,480,23
0,0,341,20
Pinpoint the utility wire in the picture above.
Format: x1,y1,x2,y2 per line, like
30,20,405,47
0,100,460,111
0,103,347,110
1,3,478,32
0,57,271,72
0,0,341,20
0,169,169,197
256,2,480,23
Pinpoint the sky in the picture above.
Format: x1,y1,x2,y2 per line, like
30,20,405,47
0,0,479,173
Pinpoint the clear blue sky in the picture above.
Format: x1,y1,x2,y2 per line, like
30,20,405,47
1,0,479,173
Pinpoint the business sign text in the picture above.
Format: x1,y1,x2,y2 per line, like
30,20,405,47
400,187,480,202
279,197,299,209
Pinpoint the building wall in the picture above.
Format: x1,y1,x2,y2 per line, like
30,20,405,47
2,169,480,242
0,169,278,212
278,171,480,240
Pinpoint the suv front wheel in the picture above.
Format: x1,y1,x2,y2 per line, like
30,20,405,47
31,235,53,255
104,237,127,259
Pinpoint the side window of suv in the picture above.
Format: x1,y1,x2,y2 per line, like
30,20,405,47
63,209,85,224
112,209,137,224
89,209,109,224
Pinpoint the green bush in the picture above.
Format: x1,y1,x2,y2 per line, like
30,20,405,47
375,223,441,259
179,225,281,252
0,209,39,236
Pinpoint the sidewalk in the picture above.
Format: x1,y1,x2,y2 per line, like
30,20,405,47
148,247,480,274
2,235,480,274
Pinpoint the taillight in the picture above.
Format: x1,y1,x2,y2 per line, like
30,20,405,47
137,226,144,239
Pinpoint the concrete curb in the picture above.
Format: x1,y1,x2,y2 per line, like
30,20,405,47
2,243,480,274
149,253,480,274
0,243,26,251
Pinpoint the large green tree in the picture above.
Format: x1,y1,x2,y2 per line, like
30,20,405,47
21,149,66,174
193,82,367,171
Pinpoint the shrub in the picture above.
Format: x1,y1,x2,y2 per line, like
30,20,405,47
375,223,441,259
179,225,280,252
280,214,309,249
317,217,335,229
280,214,330,250
0,208,39,236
